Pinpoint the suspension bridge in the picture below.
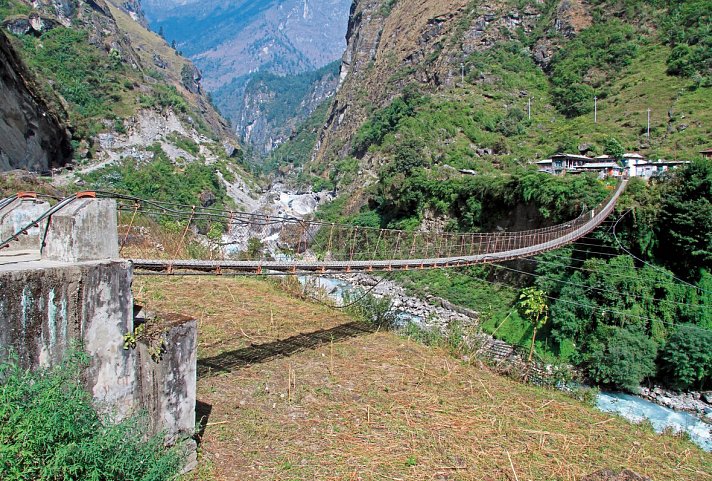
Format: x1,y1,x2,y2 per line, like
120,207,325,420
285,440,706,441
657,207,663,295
0,179,627,275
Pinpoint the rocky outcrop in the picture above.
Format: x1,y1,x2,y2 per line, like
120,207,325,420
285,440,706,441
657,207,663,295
311,0,592,172
640,386,712,420
2,12,62,36
0,29,72,172
117,0,148,27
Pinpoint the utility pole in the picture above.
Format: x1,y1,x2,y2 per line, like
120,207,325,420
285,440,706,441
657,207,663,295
647,108,651,140
594,96,598,123
460,62,464,84
528,97,531,120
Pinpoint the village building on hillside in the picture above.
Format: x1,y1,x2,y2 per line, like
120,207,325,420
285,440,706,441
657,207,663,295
700,148,712,159
534,152,689,179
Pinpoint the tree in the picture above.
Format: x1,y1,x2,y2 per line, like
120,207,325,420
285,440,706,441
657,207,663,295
660,324,712,390
517,287,549,361
158,25,165,38
581,326,657,392
656,160,712,279
602,136,625,162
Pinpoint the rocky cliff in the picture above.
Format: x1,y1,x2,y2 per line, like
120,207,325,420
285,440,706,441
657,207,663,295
0,0,239,173
0,0,256,215
0,29,72,172
313,0,584,165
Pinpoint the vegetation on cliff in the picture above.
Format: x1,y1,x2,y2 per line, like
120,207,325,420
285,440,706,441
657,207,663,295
290,0,712,392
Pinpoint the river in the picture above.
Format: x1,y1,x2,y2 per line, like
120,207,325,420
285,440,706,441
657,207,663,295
597,392,711,451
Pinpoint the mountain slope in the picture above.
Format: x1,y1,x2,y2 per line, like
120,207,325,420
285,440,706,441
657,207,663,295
292,0,712,394
310,0,711,190
139,0,351,155
214,60,340,157
0,0,256,211
0,28,72,171
142,0,351,89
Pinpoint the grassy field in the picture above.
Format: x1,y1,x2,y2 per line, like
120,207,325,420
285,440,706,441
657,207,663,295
133,276,711,481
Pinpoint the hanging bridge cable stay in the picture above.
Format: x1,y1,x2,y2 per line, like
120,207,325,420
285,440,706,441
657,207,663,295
454,266,685,329
0,194,79,250
612,209,711,295
0,194,19,211
491,262,710,311
104,178,628,273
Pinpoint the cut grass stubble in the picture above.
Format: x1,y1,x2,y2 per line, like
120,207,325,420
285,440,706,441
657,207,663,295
133,277,711,481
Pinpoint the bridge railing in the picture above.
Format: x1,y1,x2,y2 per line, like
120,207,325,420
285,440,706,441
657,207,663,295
112,179,626,272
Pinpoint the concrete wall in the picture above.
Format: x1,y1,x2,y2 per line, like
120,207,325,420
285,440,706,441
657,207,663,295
43,198,119,262
0,198,197,462
135,312,198,445
0,260,138,415
0,198,49,251
0,260,197,442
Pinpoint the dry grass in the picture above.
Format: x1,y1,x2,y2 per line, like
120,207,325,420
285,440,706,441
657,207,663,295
133,277,712,481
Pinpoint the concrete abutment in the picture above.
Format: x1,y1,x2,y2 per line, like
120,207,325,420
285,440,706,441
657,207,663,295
0,197,197,470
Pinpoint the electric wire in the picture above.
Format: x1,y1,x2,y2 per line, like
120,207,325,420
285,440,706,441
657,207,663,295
463,266,688,328
612,209,711,294
492,262,709,311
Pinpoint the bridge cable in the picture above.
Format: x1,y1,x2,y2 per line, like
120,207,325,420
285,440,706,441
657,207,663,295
454,265,686,329
612,210,711,295
492,262,709,311
0,195,77,250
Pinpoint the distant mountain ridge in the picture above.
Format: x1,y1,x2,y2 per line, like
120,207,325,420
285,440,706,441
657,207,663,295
141,0,351,89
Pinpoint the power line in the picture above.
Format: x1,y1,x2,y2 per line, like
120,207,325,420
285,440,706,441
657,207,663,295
466,267,689,328
521,254,710,292
612,210,710,295
492,262,709,311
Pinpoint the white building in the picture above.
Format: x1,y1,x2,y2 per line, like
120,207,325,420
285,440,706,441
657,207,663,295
534,152,688,179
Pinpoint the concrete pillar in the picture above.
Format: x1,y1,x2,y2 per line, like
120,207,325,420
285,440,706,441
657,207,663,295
43,198,119,262
0,198,50,252
135,312,197,446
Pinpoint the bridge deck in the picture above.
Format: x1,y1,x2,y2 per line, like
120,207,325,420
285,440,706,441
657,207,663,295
131,180,626,275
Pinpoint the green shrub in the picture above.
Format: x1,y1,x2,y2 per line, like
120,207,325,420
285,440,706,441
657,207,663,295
352,86,424,155
0,351,181,480
81,147,228,209
656,160,712,279
580,326,658,392
153,85,189,113
662,0,711,82
660,324,712,390
550,21,639,117
343,290,397,329
19,27,124,118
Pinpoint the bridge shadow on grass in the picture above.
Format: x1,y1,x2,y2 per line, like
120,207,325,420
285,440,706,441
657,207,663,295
197,321,376,378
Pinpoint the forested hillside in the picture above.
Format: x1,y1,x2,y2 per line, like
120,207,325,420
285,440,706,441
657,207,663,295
140,0,351,155
0,0,254,212
288,0,712,392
